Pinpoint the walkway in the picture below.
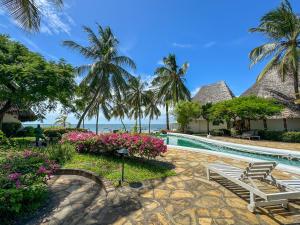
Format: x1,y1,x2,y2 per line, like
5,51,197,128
24,149,300,225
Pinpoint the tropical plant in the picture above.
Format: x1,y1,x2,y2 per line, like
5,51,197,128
249,0,300,101
152,54,191,129
145,90,161,133
200,103,213,134
55,114,70,128
174,101,201,133
111,94,128,131
127,77,149,133
0,0,63,32
63,24,136,128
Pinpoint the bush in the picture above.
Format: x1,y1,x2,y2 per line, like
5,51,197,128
2,122,22,137
0,131,9,146
9,137,36,147
15,126,35,137
44,127,87,139
257,130,284,141
45,143,75,164
0,150,59,224
61,132,167,159
210,129,230,136
282,132,300,143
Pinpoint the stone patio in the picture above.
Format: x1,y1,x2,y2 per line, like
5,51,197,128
23,148,300,225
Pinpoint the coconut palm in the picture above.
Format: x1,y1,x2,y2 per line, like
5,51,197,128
55,113,70,128
127,76,150,133
249,0,300,101
63,24,136,128
0,0,63,32
111,94,128,131
145,90,161,133
152,54,191,129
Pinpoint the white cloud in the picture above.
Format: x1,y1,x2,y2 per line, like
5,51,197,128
191,87,200,97
172,42,192,48
203,41,216,48
157,59,164,66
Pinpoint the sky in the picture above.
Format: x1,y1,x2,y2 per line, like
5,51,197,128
1,0,299,124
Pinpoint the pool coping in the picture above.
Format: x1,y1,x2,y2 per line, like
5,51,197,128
167,133,300,175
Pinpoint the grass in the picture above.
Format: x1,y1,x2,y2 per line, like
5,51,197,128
64,153,176,185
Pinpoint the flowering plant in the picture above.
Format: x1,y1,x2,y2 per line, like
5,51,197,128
62,132,167,159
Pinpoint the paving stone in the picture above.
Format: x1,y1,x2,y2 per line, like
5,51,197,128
170,190,194,199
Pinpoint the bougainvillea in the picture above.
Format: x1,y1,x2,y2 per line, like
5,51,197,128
61,132,167,159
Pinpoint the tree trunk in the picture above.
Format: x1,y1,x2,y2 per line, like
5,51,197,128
293,70,300,100
148,118,151,134
83,117,85,128
0,101,12,130
120,118,126,131
96,104,99,134
76,85,101,128
283,118,288,132
138,107,142,133
206,120,210,134
263,119,267,130
166,103,170,130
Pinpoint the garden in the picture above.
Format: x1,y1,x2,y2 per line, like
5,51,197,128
0,128,173,224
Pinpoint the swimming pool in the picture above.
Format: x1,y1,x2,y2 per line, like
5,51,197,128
160,134,300,167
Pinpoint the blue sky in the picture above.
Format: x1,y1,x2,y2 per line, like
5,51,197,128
1,0,299,124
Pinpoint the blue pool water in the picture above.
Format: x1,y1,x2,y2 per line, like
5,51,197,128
160,134,300,167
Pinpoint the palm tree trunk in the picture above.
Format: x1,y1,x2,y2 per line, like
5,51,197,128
138,107,142,133
206,120,210,134
293,71,299,100
166,103,170,130
76,85,101,128
96,104,99,134
120,118,126,131
83,117,85,128
148,118,151,134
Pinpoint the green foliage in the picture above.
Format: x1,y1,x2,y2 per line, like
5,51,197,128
257,130,300,142
1,122,22,137
0,131,9,146
282,132,300,142
210,96,283,123
43,127,87,139
9,137,35,147
174,101,201,132
210,129,231,136
45,143,75,164
0,35,76,122
15,126,35,137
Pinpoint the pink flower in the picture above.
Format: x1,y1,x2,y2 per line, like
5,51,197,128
37,166,47,174
8,172,22,181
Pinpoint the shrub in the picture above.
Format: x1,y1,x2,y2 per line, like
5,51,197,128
0,151,59,223
9,137,36,147
15,126,35,137
45,143,75,164
211,129,224,136
61,132,167,159
0,131,9,146
282,132,300,143
2,122,22,137
44,127,87,139
257,130,284,141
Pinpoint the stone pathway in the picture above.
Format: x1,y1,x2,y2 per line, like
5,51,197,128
24,149,300,225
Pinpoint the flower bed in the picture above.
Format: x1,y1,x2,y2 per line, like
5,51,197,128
0,150,59,224
61,132,167,159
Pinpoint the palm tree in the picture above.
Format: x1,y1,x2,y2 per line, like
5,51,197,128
152,54,191,129
249,0,300,101
127,76,149,133
111,94,128,131
200,103,212,134
63,24,136,128
55,113,70,128
145,90,161,133
0,0,63,32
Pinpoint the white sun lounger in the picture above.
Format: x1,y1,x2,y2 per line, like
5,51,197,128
207,161,300,212
276,180,300,192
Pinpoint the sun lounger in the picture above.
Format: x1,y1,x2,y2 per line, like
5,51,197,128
276,180,300,191
207,161,300,212
239,131,260,140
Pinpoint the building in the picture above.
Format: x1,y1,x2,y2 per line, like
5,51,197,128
190,81,235,133
1,102,36,124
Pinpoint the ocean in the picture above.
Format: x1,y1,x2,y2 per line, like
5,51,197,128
24,124,172,133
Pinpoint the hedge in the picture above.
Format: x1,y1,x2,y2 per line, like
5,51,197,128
2,122,22,137
9,137,36,147
44,127,87,139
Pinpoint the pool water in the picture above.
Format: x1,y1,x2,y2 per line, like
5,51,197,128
161,134,300,167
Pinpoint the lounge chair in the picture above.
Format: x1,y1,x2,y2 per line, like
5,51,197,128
240,130,260,140
276,180,300,191
207,161,300,212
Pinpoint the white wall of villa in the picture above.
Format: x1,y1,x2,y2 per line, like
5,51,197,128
188,118,300,133
3,113,20,123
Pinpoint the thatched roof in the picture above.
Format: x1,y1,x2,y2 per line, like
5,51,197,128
241,68,300,119
192,81,235,104
0,102,37,122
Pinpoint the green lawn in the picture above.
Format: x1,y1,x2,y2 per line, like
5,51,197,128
64,153,176,185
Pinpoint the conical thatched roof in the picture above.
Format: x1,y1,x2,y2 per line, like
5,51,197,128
0,102,37,122
241,68,300,119
192,81,235,104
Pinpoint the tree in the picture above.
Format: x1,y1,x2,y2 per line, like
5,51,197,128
200,103,213,134
249,0,300,101
127,77,149,133
0,0,64,32
63,24,136,128
174,101,201,133
55,114,70,128
0,35,76,129
145,90,161,133
111,94,128,131
209,96,283,131
152,54,191,130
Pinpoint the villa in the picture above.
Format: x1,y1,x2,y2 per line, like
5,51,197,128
0,102,36,124
189,68,300,133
